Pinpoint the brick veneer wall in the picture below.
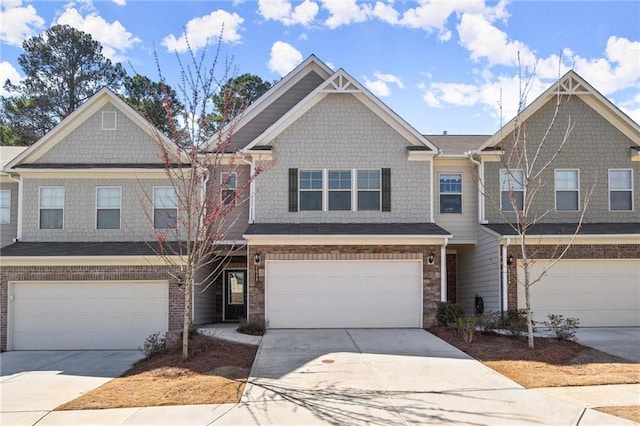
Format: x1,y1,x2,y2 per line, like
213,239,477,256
0,264,185,351
247,245,441,328
506,244,640,310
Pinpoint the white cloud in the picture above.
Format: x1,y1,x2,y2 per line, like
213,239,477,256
322,0,371,29
364,71,404,97
112,0,125,5
258,0,318,26
55,7,140,61
0,61,22,96
162,10,244,53
0,0,44,46
371,1,398,25
268,41,303,76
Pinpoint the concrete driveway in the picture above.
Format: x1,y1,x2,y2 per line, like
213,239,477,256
575,327,640,362
0,350,143,426
217,329,632,425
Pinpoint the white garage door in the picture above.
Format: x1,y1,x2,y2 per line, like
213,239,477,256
9,281,168,350
517,259,640,327
266,260,423,328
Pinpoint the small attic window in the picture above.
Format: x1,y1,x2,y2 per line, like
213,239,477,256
102,111,117,130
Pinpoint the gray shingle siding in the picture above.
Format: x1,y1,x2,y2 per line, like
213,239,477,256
0,181,19,248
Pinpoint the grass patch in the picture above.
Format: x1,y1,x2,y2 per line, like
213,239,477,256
56,334,257,410
595,406,640,423
429,325,640,388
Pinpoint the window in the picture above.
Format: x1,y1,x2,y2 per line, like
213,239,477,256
96,187,121,229
357,169,381,211
500,169,524,211
299,170,322,211
328,170,351,210
555,169,579,211
439,173,462,213
102,111,117,130
609,169,633,211
39,187,64,229
0,190,9,224
154,187,177,228
221,172,237,206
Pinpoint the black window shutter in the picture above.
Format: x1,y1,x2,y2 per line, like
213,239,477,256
382,168,391,212
288,168,298,212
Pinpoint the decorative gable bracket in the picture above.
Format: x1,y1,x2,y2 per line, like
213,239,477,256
319,72,360,93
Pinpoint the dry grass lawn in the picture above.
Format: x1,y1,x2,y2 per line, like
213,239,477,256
56,334,257,410
596,406,640,423
429,326,640,388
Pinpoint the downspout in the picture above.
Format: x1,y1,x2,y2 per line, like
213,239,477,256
240,155,255,223
501,238,511,311
429,155,437,223
467,152,485,223
440,237,449,301
8,174,21,241
195,165,210,324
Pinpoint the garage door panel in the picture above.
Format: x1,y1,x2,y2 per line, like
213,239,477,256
518,259,639,327
10,281,169,350
266,260,422,328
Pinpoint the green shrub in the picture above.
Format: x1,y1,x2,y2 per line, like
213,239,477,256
436,302,464,327
542,314,579,341
455,315,480,343
139,332,166,357
482,309,529,338
237,319,267,336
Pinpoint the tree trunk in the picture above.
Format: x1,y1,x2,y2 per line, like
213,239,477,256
182,277,192,360
523,262,535,349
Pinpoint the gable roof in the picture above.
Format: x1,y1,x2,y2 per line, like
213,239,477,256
478,70,640,151
0,146,27,170
6,87,188,169
243,66,438,151
204,55,334,152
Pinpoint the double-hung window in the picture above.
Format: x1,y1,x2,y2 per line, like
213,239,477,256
299,170,322,211
609,169,633,211
357,170,381,211
0,190,9,224
500,169,524,211
221,172,237,206
39,186,64,229
96,187,121,229
328,170,351,211
154,187,177,229
439,173,462,214
555,169,579,211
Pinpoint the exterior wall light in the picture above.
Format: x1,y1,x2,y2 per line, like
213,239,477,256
254,253,261,265
427,252,435,265
507,255,514,266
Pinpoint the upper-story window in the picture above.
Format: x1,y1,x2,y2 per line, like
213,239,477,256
154,186,177,229
439,173,462,214
0,190,10,224
555,169,579,211
96,187,121,229
357,170,381,211
328,170,351,211
221,172,237,206
292,168,390,212
299,170,323,211
39,186,64,229
500,169,524,211
609,169,633,211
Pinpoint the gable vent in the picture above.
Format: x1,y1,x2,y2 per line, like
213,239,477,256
102,111,117,130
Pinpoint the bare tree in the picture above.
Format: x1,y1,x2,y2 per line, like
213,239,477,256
141,39,269,359
472,64,595,349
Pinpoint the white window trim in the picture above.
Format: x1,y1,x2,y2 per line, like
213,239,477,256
499,169,525,212
38,186,64,230
102,111,117,130
220,172,238,206
96,186,122,230
153,186,178,229
356,169,382,212
0,189,10,224
608,168,634,212
439,173,463,214
298,169,324,212
554,169,580,212
327,169,352,211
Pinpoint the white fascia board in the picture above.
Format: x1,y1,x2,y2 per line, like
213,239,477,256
244,234,451,246
498,234,640,245
0,255,185,267
15,170,171,179
408,151,436,161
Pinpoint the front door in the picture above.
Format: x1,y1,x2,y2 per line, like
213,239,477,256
223,269,247,321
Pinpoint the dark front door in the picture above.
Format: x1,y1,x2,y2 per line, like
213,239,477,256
224,269,247,321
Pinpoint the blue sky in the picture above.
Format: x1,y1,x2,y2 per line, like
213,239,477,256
1,0,639,135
